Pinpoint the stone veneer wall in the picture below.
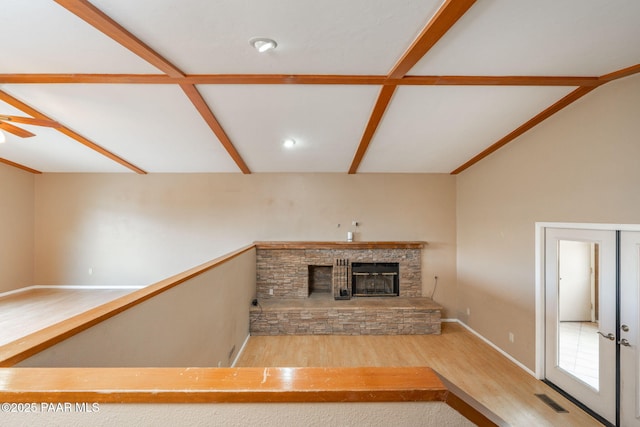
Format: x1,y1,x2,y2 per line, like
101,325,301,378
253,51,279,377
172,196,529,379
250,306,441,336
256,247,422,299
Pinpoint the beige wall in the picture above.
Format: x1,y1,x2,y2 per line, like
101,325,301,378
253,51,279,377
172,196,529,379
19,248,256,367
0,164,34,293
34,173,458,316
456,74,640,369
9,75,640,372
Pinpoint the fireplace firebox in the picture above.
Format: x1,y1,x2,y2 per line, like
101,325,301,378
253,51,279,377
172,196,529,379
351,262,399,297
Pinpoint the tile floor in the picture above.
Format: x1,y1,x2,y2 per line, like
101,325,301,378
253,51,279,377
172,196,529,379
558,321,599,389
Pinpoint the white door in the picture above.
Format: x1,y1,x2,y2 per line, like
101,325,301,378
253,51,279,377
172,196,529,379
620,231,640,426
545,228,617,424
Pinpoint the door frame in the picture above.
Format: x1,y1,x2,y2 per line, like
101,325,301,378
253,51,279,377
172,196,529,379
535,222,640,379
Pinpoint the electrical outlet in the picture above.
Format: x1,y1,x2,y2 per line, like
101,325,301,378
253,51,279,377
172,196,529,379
509,332,515,343
269,288,274,295
466,307,471,316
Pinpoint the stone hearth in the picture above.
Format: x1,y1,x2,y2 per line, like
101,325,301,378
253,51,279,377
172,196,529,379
250,295,441,335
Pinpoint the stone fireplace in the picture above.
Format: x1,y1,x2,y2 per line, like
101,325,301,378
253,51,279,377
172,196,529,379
251,241,442,336
254,241,424,300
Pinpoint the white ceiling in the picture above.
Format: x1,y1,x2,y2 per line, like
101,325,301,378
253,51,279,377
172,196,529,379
0,0,638,174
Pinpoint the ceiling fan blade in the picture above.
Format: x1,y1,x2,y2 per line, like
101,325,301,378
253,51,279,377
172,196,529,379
0,121,36,138
0,115,60,128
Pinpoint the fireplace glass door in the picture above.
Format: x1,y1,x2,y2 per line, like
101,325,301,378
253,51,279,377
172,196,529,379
351,262,399,297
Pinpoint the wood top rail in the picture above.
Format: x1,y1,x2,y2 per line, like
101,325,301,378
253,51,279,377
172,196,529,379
0,367,442,403
0,366,500,425
0,244,256,367
254,241,426,250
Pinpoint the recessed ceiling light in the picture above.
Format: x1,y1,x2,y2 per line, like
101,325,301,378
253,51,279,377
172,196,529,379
283,138,296,148
249,37,277,53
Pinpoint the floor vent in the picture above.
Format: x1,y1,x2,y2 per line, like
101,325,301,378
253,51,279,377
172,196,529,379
535,393,569,413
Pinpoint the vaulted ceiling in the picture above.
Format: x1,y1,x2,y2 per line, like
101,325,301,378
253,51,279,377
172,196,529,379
1,0,639,175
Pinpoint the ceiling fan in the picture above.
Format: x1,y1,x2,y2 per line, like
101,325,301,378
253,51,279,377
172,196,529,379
0,114,60,138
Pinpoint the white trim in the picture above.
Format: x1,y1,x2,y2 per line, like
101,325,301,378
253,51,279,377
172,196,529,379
536,222,640,232
455,319,537,378
31,285,145,290
441,318,459,322
534,222,640,381
0,285,40,298
0,285,144,298
535,223,546,379
231,333,251,368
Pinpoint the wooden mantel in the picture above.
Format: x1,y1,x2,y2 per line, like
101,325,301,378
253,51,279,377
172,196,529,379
254,241,427,250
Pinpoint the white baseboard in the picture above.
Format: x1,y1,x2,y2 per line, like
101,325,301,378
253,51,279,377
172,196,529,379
0,284,144,298
32,285,145,290
231,334,251,368
449,319,537,378
0,285,39,298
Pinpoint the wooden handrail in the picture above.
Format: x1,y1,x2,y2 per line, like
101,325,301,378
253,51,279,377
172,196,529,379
0,366,501,425
0,244,256,367
0,367,442,403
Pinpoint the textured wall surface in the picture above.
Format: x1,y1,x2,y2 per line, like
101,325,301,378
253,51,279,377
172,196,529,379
0,401,474,427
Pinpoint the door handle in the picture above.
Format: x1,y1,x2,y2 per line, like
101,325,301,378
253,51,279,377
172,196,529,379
597,331,615,340
619,338,632,347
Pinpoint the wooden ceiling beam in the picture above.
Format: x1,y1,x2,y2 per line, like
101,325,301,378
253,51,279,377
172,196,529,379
348,0,476,173
388,0,477,79
0,74,385,85
0,158,42,174
180,84,250,174
0,74,602,87
348,85,397,174
54,0,184,78
193,75,386,85
0,74,177,84
450,63,640,175
450,86,597,174
396,75,601,87
54,1,251,174
599,63,640,82
0,90,146,174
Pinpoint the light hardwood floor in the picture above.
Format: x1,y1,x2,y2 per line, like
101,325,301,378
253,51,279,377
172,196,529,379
0,287,133,347
0,288,604,425
235,323,604,427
